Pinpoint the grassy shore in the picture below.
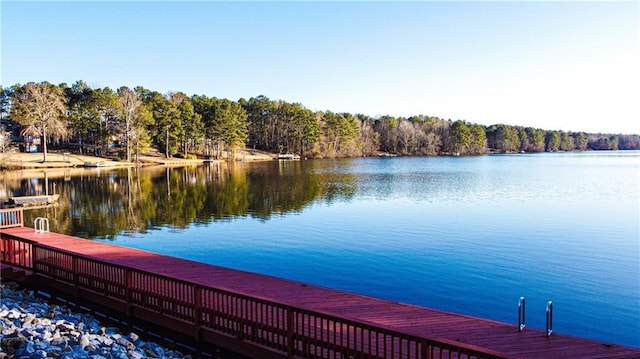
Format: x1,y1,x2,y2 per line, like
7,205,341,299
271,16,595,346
0,149,277,170
0,151,131,169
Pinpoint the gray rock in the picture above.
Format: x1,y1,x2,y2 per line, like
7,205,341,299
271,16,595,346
93,336,112,347
57,322,75,332
44,345,63,356
7,308,22,319
50,336,67,346
70,345,90,359
24,313,36,323
141,343,164,358
110,345,127,357
29,350,47,359
18,327,39,339
1,327,16,336
128,349,147,359
86,321,101,334
79,334,90,349
34,340,49,350
127,331,140,344
115,336,135,350
102,327,119,335
24,341,36,353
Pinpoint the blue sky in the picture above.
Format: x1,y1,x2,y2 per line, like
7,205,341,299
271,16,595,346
2,1,638,134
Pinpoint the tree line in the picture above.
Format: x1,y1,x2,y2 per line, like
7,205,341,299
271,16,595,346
1,81,638,162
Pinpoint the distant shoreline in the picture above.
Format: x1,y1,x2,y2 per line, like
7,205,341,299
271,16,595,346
1,148,637,171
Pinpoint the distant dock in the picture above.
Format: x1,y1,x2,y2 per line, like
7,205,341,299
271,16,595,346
7,194,59,207
1,208,638,359
278,153,301,160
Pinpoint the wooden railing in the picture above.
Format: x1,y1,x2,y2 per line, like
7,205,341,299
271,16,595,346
0,208,24,229
0,233,508,359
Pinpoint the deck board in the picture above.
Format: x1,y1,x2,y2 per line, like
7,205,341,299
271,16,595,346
2,226,639,359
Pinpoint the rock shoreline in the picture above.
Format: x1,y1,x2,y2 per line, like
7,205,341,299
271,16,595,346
0,282,191,359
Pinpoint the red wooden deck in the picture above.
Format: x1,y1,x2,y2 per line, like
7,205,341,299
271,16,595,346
1,225,639,359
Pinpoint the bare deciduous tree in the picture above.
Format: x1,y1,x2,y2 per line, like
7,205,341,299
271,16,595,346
117,87,143,162
10,82,68,162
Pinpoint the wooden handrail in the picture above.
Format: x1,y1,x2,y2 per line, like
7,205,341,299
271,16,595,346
0,233,509,359
0,208,24,229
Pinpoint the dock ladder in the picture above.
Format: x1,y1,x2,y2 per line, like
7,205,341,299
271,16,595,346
518,296,526,331
34,217,50,233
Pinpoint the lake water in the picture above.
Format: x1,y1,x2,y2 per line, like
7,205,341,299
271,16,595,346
7,151,639,348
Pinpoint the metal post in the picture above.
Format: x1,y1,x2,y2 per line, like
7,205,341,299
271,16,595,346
518,296,526,331
546,301,553,337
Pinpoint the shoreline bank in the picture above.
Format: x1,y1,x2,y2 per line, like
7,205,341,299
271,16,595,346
0,150,277,170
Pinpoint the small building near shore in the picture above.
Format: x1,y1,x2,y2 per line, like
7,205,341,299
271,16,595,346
19,125,42,153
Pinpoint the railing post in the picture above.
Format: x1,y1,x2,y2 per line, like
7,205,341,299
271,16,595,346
126,269,133,318
518,296,526,331
546,301,553,337
193,285,202,342
31,244,39,271
287,308,295,358
72,256,79,298
421,339,430,359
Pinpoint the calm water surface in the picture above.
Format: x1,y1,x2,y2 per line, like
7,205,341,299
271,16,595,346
6,151,639,347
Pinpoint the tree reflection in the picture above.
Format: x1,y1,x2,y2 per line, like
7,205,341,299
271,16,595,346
2,161,357,239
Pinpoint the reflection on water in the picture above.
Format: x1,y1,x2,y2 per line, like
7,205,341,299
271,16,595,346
2,151,639,348
1,161,357,238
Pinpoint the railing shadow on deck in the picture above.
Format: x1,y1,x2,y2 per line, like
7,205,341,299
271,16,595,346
1,216,508,359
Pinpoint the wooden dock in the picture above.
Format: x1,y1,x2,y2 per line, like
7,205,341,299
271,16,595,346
8,194,60,207
1,210,638,359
